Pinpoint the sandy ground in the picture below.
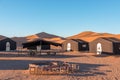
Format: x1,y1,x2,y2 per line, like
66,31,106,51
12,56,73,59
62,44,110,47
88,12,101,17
0,52,120,80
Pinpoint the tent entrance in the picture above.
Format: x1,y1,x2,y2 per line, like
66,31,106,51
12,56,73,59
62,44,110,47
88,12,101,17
6,42,10,51
37,45,41,51
67,43,71,51
97,43,102,55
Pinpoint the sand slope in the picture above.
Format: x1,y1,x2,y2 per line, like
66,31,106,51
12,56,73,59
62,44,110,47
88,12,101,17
67,31,120,42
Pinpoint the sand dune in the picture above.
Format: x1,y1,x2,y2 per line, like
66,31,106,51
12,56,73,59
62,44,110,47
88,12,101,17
11,32,65,48
68,31,120,42
44,37,66,43
26,32,66,43
3,31,120,47
115,34,120,39
26,35,39,40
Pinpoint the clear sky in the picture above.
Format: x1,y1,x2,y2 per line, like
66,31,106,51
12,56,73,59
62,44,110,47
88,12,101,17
0,0,120,37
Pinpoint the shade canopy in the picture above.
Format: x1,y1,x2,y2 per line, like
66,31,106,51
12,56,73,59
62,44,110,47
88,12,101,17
22,39,62,48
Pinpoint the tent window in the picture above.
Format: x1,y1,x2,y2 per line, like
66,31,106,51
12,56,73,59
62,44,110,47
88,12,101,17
82,44,86,48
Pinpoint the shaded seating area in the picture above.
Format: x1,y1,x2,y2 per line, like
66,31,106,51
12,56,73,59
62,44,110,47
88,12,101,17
22,39,62,50
22,39,62,56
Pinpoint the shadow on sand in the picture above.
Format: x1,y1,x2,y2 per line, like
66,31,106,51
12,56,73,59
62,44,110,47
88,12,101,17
0,60,110,77
0,60,47,70
92,53,120,58
34,54,87,58
92,54,110,57
67,62,110,77
0,53,87,58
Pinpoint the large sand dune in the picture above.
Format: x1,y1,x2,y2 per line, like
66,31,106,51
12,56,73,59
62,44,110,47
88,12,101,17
68,31,120,42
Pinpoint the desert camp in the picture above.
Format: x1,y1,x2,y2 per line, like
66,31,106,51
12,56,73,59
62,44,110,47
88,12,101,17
1,0,120,79
0,32,120,80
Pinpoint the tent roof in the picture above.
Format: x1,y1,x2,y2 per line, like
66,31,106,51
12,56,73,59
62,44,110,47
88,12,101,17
72,39,88,43
22,39,62,48
101,37,120,43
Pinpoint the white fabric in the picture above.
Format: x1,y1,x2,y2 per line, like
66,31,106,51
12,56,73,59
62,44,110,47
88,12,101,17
6,42,10,51
67,43,71,51
97,43,102,55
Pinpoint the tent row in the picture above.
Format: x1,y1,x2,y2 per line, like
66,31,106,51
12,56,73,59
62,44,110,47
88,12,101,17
0,38,61,51
1,37,120,55
22,37,120,55
62,37,120,55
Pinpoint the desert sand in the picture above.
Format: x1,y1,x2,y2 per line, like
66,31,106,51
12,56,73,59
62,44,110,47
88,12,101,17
0,52,120,80
67,31,120,42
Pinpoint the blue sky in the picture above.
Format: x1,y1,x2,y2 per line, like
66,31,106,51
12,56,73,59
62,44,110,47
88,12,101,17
0,0,120,37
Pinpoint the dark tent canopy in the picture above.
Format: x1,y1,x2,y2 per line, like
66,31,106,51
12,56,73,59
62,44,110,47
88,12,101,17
22,39,62,49
0,38,16,51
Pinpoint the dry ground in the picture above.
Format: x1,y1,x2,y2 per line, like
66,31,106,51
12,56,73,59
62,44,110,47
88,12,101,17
0,52,120,80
